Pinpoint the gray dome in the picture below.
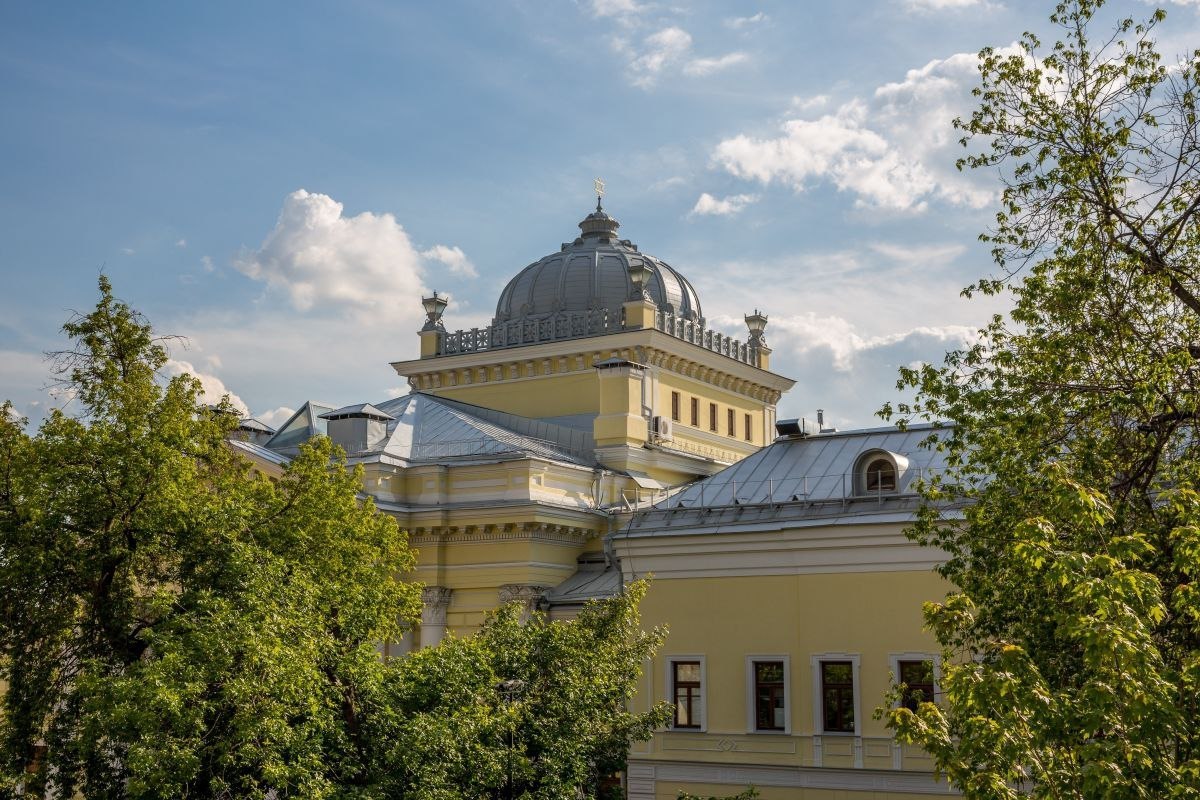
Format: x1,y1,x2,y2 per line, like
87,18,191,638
493,205,703,325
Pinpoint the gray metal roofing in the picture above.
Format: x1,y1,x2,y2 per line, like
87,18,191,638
237,417,276,433
319,402,395,421
544,555,622,607
493,209,702,325
259,392,596,467
229,438,291,466
370,393,595,466
265,402,334,450
658,423,950,508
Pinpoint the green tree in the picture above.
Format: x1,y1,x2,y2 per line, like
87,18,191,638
881,1,1200,797
372,581,671,800
0,277,421,798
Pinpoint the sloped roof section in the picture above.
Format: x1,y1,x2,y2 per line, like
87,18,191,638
545,554,622,609
319,403,395,421
369,393,595,466
657,423,950,509
261,392,596,468
264,401,335,451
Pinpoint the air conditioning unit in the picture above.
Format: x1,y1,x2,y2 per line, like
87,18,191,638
651,415,673,441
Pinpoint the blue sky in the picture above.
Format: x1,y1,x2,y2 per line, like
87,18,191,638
3,0,1198,430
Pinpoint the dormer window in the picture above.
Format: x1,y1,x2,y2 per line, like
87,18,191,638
854,449,908,495
864,457,896,492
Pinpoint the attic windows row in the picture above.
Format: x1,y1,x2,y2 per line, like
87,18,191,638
669,391,754,443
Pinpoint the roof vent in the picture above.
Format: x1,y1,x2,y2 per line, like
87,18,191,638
318,403,394,454
775,418,805,437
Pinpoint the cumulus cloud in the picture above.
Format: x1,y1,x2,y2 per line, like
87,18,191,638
682,52,748,77
725,12,767,28
233,189,472,315
905,0,989,9
689,192,758,216
612,25,748,87
590,0,643,18
711,50,1004,212
254,406,297,429
705,310,978,427
164,358,249,415
421,244,478,277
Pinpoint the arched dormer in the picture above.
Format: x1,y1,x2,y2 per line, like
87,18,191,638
854,449,910,496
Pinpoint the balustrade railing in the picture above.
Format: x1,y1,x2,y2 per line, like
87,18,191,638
434,306,762,367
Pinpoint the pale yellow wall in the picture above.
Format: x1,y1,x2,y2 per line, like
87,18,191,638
657,783,952,800
656,370,766,447
426,370,601,419
629,568,949,778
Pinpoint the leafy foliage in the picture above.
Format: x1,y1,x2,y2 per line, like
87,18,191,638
880,1,1200,797
0,277,421,798
372,581,671,800
677,788,758,800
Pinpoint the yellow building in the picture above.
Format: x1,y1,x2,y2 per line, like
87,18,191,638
612,424,955,799
232,200,956,797
233,200,794,646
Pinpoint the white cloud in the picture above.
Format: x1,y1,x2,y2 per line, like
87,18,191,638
164,358,249,415
176,238,187,248
201,255,215,273
790,94,829,111
905,0,987,9
254,406,296,429
682,52,748,77
590,0,644,18
121,247,135,255
712,50,1002,212
689,192,758,216
625,27,693,86
233,189,472,316
421,244,478,278
725,12,767,29
613,25,747,87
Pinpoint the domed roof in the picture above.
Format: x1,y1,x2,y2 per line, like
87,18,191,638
493,203,703,325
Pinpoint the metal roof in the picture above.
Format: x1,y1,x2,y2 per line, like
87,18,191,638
228,438,291,466
493,205,702,326
264,401,335,451
370,393,594,466
318,402,395,421
261,392,596,468
544,554,622,608
656,423,951,509
237,417,276,434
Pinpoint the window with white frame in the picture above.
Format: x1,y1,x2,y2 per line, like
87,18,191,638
811,654,861,736
889,652,940,712
667,656,706,730
745,655,790,733
853,450,909,496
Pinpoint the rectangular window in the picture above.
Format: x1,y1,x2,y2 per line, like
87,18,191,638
709,403,718,432
821,661,856,733
744,413,753,442
672,661,703,729
671,391,681,422
898,659,935,712
753,661,786,731
727,407,735,436
690,397,699,427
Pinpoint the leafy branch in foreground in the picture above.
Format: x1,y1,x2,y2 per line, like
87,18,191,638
882,1,1200,797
